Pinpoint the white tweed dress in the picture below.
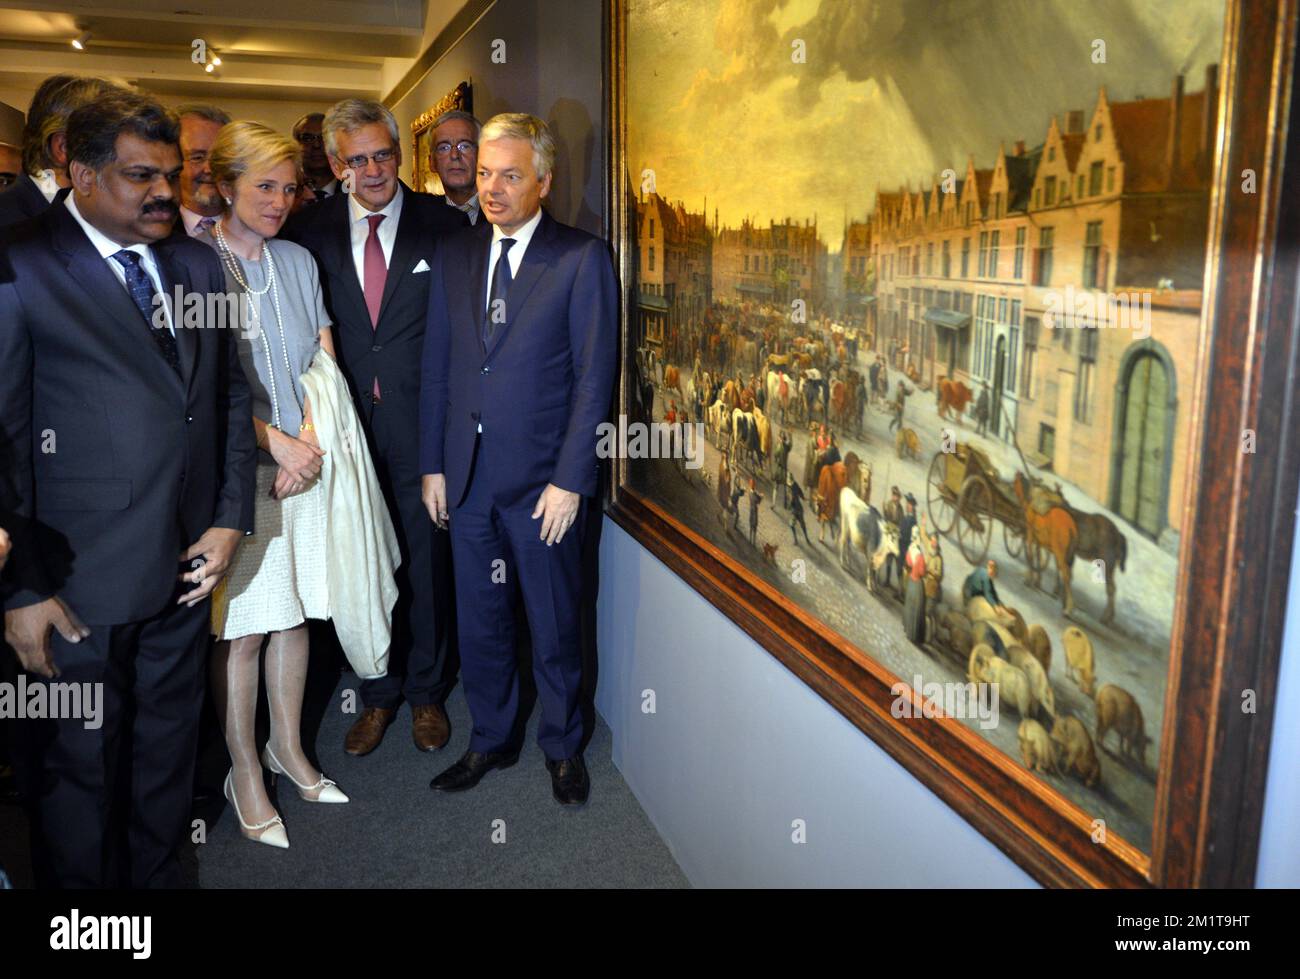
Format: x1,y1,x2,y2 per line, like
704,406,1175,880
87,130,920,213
211,466,329,640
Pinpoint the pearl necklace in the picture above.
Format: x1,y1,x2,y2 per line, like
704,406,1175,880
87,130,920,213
214,222,301,430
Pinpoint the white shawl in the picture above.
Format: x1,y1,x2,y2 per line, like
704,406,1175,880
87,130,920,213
300,350,400,679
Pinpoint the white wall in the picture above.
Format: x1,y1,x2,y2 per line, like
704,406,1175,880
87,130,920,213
594,519,1039,887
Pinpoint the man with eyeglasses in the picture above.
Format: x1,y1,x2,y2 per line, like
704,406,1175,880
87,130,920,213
430,110,480,225
292,112,337,201
281,99,466,760
173,104,231,238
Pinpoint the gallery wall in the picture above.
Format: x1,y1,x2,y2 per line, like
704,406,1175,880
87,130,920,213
399,0,1299,888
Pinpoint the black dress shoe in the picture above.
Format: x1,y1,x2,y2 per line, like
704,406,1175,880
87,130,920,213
545,754,590,807
430,749,519,792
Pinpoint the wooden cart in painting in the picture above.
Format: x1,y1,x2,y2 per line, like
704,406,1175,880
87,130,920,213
925,442,1038,570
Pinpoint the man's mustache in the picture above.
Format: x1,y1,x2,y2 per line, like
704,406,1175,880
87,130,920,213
143,202,177,217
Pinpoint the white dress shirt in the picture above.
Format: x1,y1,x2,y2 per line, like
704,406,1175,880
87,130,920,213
35,169,61,203
483,206,542,314
65,194,175,336
348,185,403,289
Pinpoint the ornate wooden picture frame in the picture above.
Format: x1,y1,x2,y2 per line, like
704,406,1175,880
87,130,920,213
410,79,472,195
604,0,1300,887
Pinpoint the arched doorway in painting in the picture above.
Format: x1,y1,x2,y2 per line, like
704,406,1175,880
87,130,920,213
1111,344,1177,539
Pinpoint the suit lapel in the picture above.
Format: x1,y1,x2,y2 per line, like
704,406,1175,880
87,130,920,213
484,210,553,361
467,223,491,356
153,244,197,392
324,194,370,327
51,207,181,394
375,193,419,332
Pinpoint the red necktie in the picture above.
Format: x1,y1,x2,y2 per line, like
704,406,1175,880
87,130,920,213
363,213,387,326
363,213,386,400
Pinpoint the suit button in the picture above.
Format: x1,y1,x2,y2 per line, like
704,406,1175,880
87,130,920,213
481,366,490,374
371,344,382,352
186,415,193,423
471,411,480,421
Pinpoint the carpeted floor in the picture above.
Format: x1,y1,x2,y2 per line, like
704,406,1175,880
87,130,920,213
0,673,688,889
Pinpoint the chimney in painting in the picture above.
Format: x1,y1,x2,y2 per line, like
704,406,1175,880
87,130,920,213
1201,63,1219,177
1065,109,1084,134
1014,139,1026,157
1166,73,1185,189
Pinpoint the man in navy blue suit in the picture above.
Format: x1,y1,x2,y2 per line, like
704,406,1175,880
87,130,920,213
419,114,616,806
0,91,256,886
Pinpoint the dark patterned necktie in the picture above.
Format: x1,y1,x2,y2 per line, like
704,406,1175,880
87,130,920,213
483,237,514,347
111,249,181,376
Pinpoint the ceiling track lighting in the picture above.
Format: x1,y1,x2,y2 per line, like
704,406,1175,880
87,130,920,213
71,31,91,50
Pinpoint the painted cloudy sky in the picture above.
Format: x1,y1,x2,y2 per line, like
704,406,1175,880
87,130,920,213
627,0,1226,249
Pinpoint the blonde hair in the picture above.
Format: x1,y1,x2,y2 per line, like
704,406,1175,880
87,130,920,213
480,112,555,179
208,121,302,204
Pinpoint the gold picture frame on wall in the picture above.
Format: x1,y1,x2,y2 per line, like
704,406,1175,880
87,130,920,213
411,79,472,195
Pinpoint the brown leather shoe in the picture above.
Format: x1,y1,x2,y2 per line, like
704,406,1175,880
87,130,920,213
411,703,450,752
344,706,395,756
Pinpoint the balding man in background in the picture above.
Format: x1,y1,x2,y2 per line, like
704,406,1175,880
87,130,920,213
293,112,337,201
0,74,119,228
174,103,231,238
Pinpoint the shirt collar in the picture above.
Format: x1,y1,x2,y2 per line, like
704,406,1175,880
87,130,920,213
449,192,479,215
491,206,543,254
65,193,151,263
348,183,403,225
34,168,61,202
179,205,218,236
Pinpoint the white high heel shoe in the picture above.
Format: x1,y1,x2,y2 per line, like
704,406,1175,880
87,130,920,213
261,744,350,804
223,770,289,849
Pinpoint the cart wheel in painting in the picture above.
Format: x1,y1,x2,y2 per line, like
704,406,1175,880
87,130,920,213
926,453,958,537
1004,518,1026,560
956,474,993,565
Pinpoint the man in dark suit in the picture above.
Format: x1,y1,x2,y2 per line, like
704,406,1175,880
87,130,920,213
0,91,256,888
281,99,466,757
0,74,119,228
420,113,616,806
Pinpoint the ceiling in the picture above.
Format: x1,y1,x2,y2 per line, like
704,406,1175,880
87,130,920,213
0,1,459,104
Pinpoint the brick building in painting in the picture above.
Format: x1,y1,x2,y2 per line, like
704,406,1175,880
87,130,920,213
635,191,712,352
712,216,827,310
841,218,875,340
867,67,1218,544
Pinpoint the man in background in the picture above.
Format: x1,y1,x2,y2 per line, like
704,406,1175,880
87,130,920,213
0,74,118,227
293,112,337,200
430,109,480,224
282,99,466,758
175,103,231,237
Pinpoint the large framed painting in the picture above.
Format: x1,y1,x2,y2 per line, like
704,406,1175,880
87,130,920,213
410,79,472,195
605,0,1300,887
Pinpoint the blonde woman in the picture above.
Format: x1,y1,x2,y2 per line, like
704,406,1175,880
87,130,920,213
200,122,347,847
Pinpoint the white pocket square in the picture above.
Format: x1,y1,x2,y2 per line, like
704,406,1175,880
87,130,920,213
412,259,431,273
